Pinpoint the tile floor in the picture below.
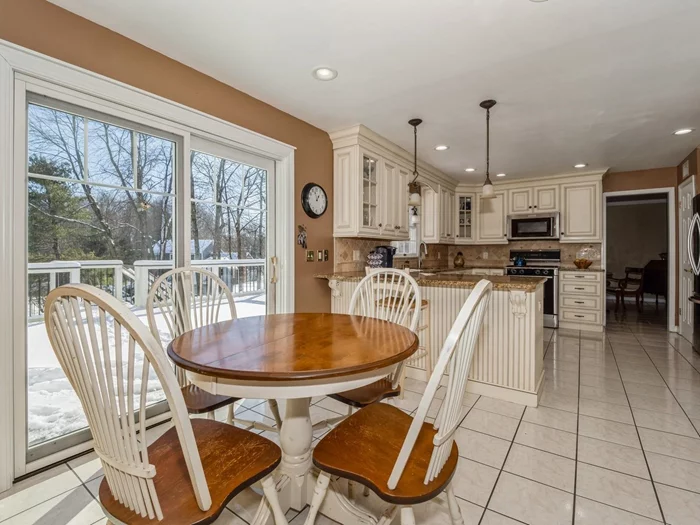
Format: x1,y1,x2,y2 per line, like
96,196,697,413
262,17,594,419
3,302,700,524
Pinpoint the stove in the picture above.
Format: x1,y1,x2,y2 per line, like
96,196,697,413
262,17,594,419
506,250,560,328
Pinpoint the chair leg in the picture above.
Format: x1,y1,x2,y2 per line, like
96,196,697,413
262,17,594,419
446,484,464,525
226,403,235,425
261,475,288,525
401,507,416,525
304,472,331,525
268,399,283,429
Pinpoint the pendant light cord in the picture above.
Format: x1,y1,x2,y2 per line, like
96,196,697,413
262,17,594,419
485,106,490,179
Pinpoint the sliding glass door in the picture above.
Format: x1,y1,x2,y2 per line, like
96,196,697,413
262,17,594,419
16,93,278,470
23,95,178,462
189,137,276,318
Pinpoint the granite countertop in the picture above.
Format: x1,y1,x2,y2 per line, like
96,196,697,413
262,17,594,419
315,271,547,291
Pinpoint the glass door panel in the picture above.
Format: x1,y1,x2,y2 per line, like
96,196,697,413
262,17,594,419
190,138,275,319
362,154,378,227
24,98,177,460
458,195,473,241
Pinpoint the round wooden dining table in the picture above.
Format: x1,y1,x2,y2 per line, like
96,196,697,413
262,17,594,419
168,312,418,522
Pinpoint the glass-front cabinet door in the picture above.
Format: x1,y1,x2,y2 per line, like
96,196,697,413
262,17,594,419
361,151,380,233
456,193,475,243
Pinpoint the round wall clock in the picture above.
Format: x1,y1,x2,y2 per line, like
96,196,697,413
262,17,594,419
301,182,328,218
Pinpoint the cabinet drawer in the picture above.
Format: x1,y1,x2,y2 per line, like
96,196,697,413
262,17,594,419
561,282,600,296
560,308,601,325
561,272,602,283
561,296,600,310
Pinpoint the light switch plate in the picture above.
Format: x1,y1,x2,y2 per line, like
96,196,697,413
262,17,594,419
317,250,323,261
353,250,360,261
306,250,315,262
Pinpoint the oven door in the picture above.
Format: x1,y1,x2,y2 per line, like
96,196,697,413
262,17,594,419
507,213,559,240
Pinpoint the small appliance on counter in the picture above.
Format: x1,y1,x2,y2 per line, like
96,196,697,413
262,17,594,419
454,251,465,268
373,245,397,268
506,249,561,328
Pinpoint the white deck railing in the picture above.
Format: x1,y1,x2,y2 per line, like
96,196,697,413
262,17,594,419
27,259,266,320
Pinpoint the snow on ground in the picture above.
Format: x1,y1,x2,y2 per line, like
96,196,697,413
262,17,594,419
27,294,266,447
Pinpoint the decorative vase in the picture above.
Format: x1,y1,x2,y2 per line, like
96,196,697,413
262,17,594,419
454,251,465,269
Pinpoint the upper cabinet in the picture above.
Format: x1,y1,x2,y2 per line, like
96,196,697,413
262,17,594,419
476,191,508,244
333,144,411,240
560,180,602,242
455,193,475,244
508,185,559,215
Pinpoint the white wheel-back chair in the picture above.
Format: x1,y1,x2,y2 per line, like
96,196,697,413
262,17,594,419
146,267,282,431
305,280,493,525
44,283,288,524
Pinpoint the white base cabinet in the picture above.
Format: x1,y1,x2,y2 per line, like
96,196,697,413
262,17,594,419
559,271,604,332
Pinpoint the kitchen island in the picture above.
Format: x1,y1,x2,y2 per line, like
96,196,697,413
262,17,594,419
315,271,546,406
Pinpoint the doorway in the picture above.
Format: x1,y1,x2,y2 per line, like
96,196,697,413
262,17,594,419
603,188,676,330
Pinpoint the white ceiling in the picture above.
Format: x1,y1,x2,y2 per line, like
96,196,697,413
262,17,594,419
49,0,700,182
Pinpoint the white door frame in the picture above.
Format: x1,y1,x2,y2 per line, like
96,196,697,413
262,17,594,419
0,40,296,491
678,176,696,342
602,187,677,331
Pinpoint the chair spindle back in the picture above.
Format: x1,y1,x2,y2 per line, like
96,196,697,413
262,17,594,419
45,284,211,521
387,279,492,489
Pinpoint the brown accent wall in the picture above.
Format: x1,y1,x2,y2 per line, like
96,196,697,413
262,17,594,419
0,0,333,312
603,167,677,192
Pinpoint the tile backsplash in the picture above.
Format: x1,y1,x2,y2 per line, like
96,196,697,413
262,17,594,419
334,237,601,272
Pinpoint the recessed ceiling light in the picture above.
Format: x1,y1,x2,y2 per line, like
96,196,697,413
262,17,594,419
574,163,588,168
435,145,449,151
529,0,548,2
496,173,506,177
464,168,476,172
312,67,338,81
674,128,695,136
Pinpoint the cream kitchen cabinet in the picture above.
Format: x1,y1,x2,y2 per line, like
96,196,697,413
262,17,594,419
333,145,410,240
476,191,508,244
422,185,456,244
508,186,559,215
560,180,601,242
455,193,475,244
440,187,456,243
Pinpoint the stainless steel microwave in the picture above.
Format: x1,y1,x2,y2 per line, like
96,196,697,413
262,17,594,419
507,212,560,240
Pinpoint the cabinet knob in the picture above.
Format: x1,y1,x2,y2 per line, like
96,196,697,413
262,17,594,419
379,223,382,227
534,205,538,209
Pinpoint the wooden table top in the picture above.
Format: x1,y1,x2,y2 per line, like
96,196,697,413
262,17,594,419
167,313,419,382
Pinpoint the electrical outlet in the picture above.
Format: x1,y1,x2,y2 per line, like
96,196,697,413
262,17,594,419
317,250,323,261
353,250,360,261
323,249,329,262
482,251,488,259
306,250,315,262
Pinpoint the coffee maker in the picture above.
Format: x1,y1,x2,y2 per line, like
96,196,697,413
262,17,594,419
374,246,397,268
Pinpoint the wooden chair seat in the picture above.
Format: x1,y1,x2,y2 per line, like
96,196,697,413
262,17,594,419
180,384,239,415
328,378,401,408
100,419,281,525
312,403,458,505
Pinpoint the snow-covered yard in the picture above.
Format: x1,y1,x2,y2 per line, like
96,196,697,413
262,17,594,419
26,294,266,447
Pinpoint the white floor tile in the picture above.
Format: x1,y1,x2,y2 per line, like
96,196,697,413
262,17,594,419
574,496,661,524
460,408,520,441
646,452,700,493
631,407,699,438
454,428,511,468
503,443,576,492
638,427,700,462
578,415,641,448
522,405,578,433
575,463,662,520
514,421,577,459
655,483,700,525
0,486,104,525
488,472,573,524
577,435,650,479
473,396,526,419
450,458,500,507
579,398,634,424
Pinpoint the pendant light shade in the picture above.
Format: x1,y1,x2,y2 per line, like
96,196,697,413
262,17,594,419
408,119,423,207
480,100,497,199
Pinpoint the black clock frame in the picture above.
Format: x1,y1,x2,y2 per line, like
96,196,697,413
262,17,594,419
301,182,328,219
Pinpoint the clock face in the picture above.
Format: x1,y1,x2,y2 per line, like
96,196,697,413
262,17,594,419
302,183,328,218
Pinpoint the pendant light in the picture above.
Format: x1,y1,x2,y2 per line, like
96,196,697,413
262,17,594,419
480,100,497,199
408,118,423,207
